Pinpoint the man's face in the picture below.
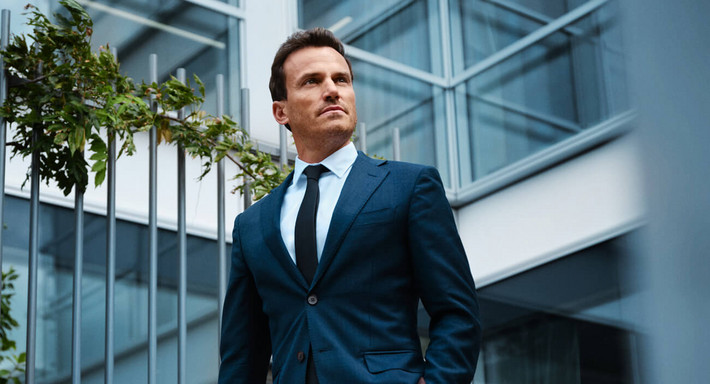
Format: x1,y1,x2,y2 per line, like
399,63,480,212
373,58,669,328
272,46,357,148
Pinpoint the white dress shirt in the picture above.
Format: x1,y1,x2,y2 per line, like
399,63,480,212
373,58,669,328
280,142,358,263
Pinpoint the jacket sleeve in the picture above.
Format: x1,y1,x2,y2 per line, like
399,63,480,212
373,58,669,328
408,166,482,383
218,214,272,383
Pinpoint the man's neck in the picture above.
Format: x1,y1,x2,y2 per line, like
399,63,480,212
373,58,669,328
297,139,351,164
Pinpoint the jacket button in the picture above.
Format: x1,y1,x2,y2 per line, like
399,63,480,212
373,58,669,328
307,294,318,305
297,351,305,362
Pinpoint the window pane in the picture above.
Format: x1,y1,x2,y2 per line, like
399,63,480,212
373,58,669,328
476,236,639,383
65,0,237,115
299,0,403,35
417,235,641,383
462,30,579,179
352,59,450,186
506,0,573,19
455,0,549,71
300,0,443,76
456,3,628,184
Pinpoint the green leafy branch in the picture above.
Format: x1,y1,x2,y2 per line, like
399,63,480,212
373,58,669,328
0,0,288,199
0,268,25,384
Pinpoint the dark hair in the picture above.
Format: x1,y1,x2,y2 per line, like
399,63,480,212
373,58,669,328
269,27,353,102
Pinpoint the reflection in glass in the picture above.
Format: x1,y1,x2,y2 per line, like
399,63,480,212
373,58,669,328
2,196,220,383
462,30,579,179
51,0,236,116
418,236,641,383
351,59,449,186
455,0,552,70
476,236,640,383
456,2,628,183
299,0,402,37
299,0,442,75
299,0,629,193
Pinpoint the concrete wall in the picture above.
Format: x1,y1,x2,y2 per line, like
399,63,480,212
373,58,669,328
457,134,646,287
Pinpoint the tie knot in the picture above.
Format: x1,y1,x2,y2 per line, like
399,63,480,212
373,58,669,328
303,164,329,181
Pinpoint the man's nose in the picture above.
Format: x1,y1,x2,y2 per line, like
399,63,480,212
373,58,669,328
323,79,339,100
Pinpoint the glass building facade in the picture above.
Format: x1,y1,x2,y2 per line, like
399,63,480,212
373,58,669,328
1,0,640,383
301,0,630,200
3,196,221,383
474,236,640,383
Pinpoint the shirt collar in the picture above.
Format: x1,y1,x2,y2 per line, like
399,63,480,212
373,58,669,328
293,142,358,184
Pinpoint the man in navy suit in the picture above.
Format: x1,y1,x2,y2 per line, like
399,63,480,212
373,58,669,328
219,28,481,384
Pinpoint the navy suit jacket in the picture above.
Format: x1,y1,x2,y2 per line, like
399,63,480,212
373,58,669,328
219,152,481,384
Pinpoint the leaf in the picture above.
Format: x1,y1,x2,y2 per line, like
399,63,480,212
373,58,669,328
69,126,85,154
54,13,72,28
161,127,172,143
94,168,106,187
62,0,92,26
91,159,106,172
89,136,107,157
195,75,205,98
54,132,68,145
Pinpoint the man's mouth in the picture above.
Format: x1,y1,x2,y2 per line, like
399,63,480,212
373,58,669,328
320,105,345,115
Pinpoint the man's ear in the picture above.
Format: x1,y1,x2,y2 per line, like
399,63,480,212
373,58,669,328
272,100,289,126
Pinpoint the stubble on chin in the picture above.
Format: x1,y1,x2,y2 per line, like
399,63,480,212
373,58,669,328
293,113,357,161
321,123,354,151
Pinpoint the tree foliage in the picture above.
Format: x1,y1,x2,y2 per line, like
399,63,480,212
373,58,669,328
0,268,25,384
0,0,288,199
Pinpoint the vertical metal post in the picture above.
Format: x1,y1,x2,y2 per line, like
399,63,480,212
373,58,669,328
240,89,250,135
279,125,288,169
357,122,367,153
71,186,84,384
227,3,241,118
438,0,462,191
240,88,251,208
238,16,247,89
148,54,158,384
25,54,42,384
216,75,227,339
0,10,11,323
392,127,401,161
104,46,118,384
176,68,187,384
231,0,248,121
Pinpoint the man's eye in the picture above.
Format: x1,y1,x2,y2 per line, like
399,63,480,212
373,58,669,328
304,79,317,85
336,77,348,83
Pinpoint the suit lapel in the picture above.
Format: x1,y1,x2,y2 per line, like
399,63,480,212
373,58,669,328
312,153,389,285
260,172,310,289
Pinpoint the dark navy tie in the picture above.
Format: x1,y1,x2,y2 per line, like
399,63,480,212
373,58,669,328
295,164,328,284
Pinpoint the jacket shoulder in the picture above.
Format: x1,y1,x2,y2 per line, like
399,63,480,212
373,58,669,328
357,151,432,174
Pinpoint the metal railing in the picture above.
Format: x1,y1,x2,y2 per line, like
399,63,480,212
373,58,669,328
0,11,241,381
